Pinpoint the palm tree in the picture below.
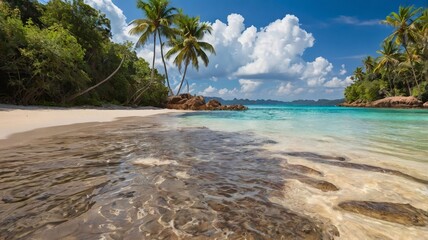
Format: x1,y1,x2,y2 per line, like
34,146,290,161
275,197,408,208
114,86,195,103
165,15,215,95
129,0,177,97
353,67,364,82
363,56,378,81
415,9,428,81
375,41,400,93
363,56,375,74
383,5,422,91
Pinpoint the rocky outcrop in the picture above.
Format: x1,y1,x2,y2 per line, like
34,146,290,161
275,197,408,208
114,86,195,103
340,96,424,108
370,96,423,108
166,94,248,111
338,201,428,226
424,102,428,108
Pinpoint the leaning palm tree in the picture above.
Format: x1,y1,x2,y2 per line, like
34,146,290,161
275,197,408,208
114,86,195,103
375,41,401,93
165,15,215,95
383,5,422,90
129,0,177,98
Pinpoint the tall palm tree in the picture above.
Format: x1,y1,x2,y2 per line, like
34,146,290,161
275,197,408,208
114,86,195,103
363,56,375,74
129,0,177,97
165,15,215,95
353,67,364,82
383,5,422,91
375,41,401,93
363,56,378,81
416,9,428,81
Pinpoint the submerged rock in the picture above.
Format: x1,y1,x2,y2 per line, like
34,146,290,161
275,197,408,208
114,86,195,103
338,201,428,226
166,94,248,111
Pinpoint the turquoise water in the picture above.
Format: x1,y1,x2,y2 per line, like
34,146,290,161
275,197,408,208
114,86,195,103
179,105,428,162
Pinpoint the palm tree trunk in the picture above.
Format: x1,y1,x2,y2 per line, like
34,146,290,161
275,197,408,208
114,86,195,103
132,33,157,105
158,30,173,95
176,63,188,95
66,55,126,103
404,78,412,95
404,45,420,92
150,33,157,83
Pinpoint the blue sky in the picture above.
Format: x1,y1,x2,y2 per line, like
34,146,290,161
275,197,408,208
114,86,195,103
83,0,425,100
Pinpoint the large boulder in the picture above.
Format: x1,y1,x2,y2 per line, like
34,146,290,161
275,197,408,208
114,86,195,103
206,99,222,110
166,95,247,111
186,96,206,110
167,95,183,104
370,96,423,108
424,102,428,108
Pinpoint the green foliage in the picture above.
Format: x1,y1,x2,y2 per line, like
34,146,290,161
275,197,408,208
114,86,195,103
346,5,428,103
129,0,178,99
15,22,90,104
41,0,111,58
4,0,44,26
0,0,168,107
165,14,215,95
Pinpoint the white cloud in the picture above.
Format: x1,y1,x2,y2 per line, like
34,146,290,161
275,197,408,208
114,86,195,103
239,79,262,93
294,88,305,94
196,13,334,88
339,64,347,75
301,57,333,86
218,87,239,99
324,76,353,88
234,15,314,78
84,0,137,43
277,82,294,95
334,16,381,26
276,83,305,95
198,85,217,96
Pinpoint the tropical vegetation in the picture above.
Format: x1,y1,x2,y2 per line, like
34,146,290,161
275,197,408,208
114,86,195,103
0,0,215,107
129,1,215,96
165,14,215,95
345,6,428,103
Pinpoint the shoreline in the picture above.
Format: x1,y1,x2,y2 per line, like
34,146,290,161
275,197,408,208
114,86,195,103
0,104,187,141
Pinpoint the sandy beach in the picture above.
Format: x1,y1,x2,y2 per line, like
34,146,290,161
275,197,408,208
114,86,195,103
0,105,184,144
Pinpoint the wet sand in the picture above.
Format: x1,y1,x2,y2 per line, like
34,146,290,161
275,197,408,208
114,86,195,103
0,113,427,239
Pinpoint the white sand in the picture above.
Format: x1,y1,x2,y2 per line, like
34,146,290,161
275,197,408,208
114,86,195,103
0,106,183,140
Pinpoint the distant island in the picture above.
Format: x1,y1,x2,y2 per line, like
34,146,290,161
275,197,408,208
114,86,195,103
205,97,345,106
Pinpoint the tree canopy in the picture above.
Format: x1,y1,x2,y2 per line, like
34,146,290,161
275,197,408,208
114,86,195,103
0,0,167,106
345,6,428,103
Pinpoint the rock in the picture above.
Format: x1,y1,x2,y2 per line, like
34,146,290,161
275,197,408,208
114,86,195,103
166,95,248,111
186,96,206,110
179,93,192,99
206,99,221,108
370,96,422,108
424,102,428,108
339,99,369,107
338,201,428,226
340,96,424,108
167,96,183,104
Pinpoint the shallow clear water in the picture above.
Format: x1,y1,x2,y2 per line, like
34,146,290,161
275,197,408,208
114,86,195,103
1,108,428,239
179,105,428,162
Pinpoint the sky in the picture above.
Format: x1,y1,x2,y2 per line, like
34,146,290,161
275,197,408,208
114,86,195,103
82,0,426,101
